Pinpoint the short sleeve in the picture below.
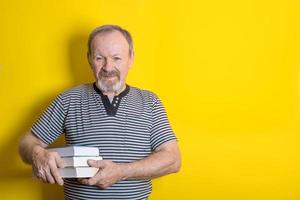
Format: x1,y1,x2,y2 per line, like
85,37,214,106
150,94,177,150
31,94,66,145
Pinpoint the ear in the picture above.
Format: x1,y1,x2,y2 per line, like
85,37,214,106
128,51,134,68
87,52,93,68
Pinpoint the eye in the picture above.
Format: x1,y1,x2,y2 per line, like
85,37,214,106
113,57,121,61
95,56,103,61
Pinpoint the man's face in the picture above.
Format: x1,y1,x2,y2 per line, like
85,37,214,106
88,31,133,93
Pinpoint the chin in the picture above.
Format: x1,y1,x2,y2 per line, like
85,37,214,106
97,80,123,93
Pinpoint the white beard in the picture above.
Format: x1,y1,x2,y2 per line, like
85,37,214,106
97,78,123,94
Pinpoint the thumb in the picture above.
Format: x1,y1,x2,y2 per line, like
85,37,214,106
88,159,105,168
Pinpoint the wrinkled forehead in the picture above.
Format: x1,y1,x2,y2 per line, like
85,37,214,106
91,31,130,55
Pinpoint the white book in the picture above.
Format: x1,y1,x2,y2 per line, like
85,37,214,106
49,146,100,157
59,167,98,178
62,156,103,167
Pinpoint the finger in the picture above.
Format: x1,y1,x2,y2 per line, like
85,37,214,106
88,169,103,185
55,154,64,168
78,168,102,186
40,175,47,183
36,168,47,183
45,168,55,184
87,177,98,185
49,160,64,185
78,178,89,185
50,165,64,185
88,159,105,168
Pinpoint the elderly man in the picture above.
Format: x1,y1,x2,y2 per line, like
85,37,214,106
19,24,181,200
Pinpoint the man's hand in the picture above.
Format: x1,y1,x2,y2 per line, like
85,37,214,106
79,160,124,189
32,145,64,185
78,140,181,189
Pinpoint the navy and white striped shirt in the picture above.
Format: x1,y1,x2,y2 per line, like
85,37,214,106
31,83,176,200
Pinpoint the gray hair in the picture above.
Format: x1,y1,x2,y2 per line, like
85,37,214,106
87,24,134,57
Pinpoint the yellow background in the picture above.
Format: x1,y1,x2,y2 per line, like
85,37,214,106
1,0,300,199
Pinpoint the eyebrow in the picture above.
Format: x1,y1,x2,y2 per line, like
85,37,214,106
93,53,122,57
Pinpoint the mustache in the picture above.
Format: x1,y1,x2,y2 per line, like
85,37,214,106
98,68,120,78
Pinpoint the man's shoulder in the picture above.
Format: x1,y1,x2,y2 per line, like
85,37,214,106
58,83,92,98
129,85,159,102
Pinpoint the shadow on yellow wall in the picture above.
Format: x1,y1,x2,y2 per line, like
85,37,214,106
1,30,95,199
68,32,94,86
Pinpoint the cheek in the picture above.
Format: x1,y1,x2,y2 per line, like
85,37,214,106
119,66,130,79
92,66,101,76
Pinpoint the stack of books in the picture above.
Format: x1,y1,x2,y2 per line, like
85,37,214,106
49,146,102,178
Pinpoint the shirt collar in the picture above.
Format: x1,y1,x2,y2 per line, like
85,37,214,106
93,82,130,99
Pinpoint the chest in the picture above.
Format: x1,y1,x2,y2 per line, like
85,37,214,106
63,97,152,161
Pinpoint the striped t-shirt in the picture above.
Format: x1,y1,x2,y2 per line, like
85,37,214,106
31,83,176,200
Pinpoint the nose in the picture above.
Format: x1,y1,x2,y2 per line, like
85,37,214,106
103,58,114,71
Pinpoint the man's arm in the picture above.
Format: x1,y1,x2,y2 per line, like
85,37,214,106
122,140,181,179
79,140,181,189
19,131,64,185
19,131,48,164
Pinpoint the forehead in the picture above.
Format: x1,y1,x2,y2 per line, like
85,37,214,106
91,31,129,55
